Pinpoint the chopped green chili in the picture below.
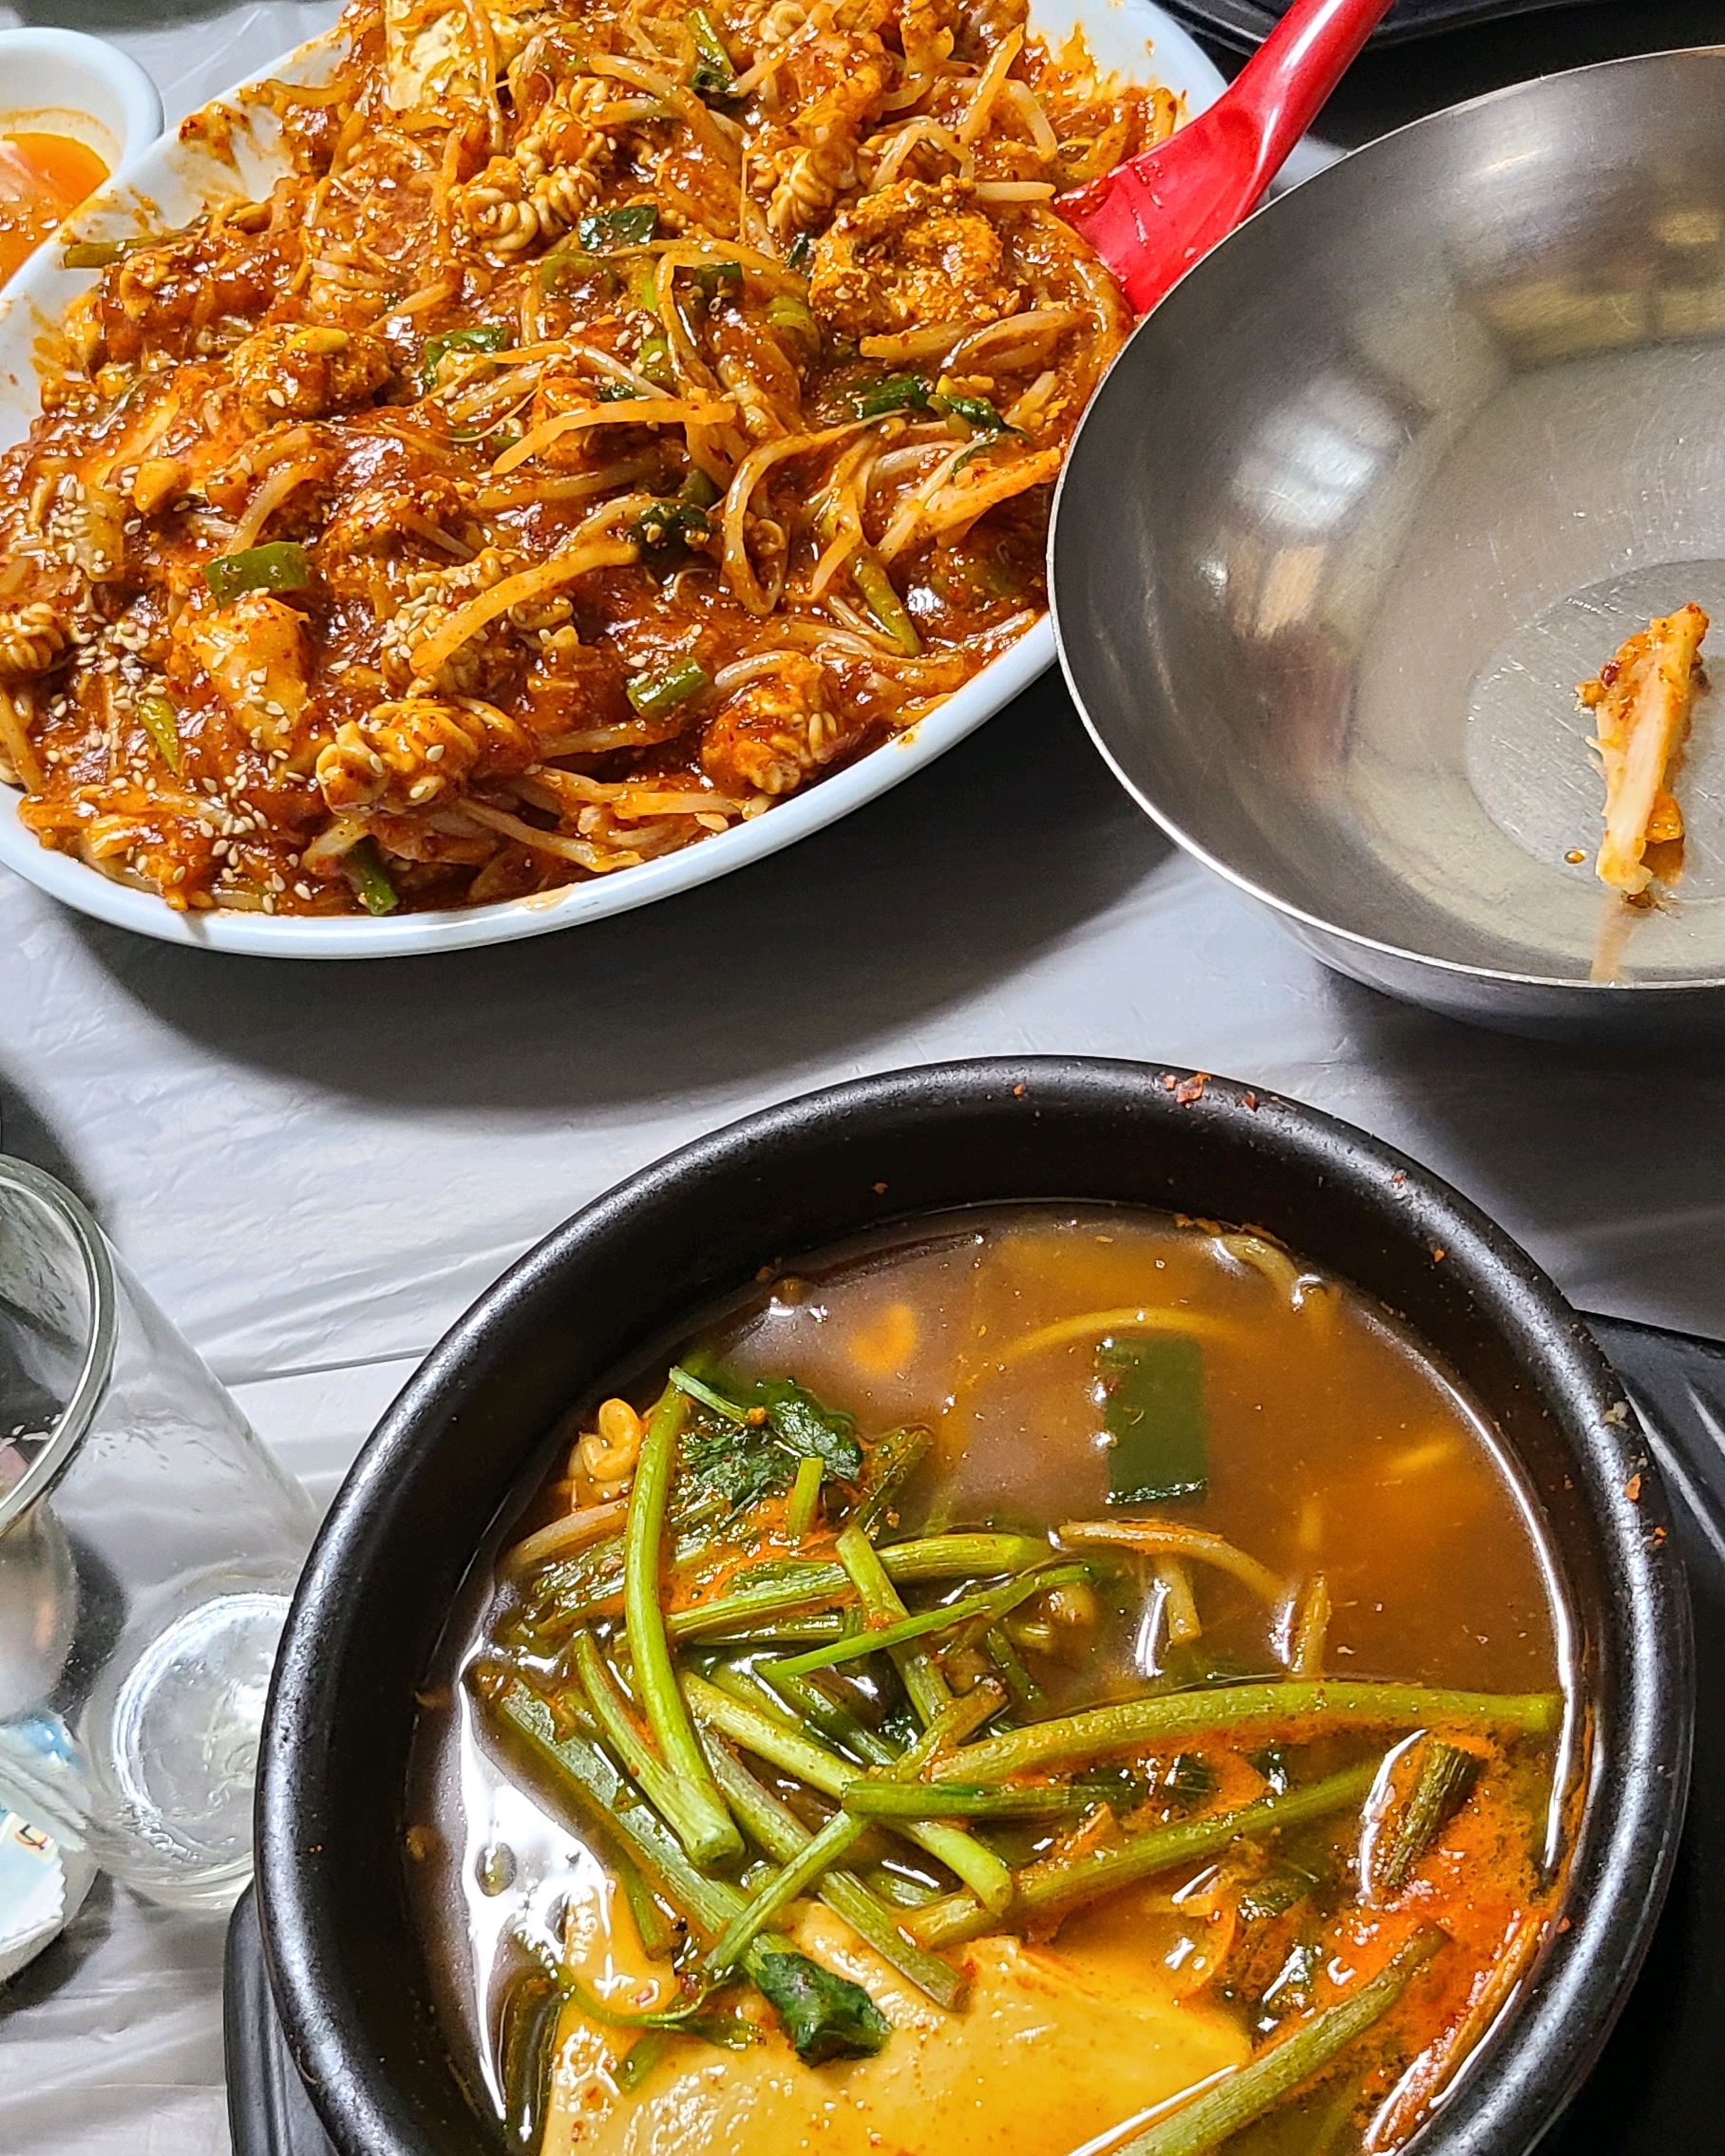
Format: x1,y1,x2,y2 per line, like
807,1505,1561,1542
631,498,711,552
62,234,155,270
852,556,920,655
766,293,820,356
421,322,508,388
933,389,1019,436
202,540,313,605
786,231,814,274
686,8,737,97
136,692,182,775
626,658,711,718
578,204,659,251
342,838,399,917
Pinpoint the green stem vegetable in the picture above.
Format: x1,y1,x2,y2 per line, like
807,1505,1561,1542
623,1392,742,1863
771,1561,1091,1680
931,1681,1562,1785
704,1807,867,1974
567,1631,692,1845
1110,1930,1444,2156
1374,1738,1481,1896
843,1781,1090,1821
785,1454,824,1542
906,1762,1383,1949
835,1523,952,1728
487,1681,885,2062
701,1734,966,2010
684,1671,1013,1913
667,1533,1045,1641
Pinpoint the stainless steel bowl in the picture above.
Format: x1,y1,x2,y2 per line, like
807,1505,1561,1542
1052,47,1725,1036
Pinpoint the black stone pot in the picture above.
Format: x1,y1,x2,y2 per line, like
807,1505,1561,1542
256,1058,1693,2156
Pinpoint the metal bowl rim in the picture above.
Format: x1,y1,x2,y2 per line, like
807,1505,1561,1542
1052,41,1725,1001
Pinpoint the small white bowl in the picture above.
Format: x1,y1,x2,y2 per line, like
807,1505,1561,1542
0,28,161,186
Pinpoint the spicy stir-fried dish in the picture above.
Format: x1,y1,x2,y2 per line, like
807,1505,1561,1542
0,0,1171,918
412,1209,1575,2156
1579,602,1709,898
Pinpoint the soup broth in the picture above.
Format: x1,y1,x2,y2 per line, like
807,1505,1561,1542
410,1206,1574,2156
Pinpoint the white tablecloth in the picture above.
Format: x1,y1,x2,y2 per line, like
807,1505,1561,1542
4,4,1725,2152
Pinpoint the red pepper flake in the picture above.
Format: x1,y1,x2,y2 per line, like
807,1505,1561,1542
1012,1084,1025,1098
1649,1524,1668,1548
1174,1073,1208,1106
1431,1246,1447,1263
1625,1472,1643,1503
1242,1090,1259,1111
1600,658,1621,686
872,1180,888,1195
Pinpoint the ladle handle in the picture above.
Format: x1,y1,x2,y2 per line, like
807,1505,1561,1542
1223,0,1389,201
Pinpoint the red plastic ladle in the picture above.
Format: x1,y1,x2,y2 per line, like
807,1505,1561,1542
1061,0,1393,314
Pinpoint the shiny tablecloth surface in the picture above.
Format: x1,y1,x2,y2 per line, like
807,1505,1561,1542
4,3,1725,2150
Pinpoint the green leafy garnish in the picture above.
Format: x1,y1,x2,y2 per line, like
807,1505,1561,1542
578,204,660,251
597,380,645,401
1097,1333,1208,1504
749,1949,889,2064
750,1378,862,1480
785,232,813,274
203,540,313,605
421,322,508,388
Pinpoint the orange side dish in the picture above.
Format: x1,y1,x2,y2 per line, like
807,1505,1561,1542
0,131,107,282
0,0,1176,919
1578,600,1709,897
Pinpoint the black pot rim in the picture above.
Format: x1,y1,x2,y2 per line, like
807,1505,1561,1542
257,1056,1694,2156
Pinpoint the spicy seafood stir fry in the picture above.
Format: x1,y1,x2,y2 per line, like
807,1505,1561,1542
436,1214,1572,2156
0,0,1171,917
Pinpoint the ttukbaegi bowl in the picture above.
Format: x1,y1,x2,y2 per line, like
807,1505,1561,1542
0,10,1219,959
256,1057,1691,2156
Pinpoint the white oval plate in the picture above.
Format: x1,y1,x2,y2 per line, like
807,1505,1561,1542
0,10,1222,958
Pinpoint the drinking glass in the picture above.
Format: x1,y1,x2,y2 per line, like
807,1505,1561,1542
0,1155,315,1912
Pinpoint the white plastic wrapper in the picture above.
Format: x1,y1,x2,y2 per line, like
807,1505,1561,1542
2,7,1725,2153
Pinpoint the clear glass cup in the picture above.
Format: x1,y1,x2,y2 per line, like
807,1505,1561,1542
0,1156,315,1912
